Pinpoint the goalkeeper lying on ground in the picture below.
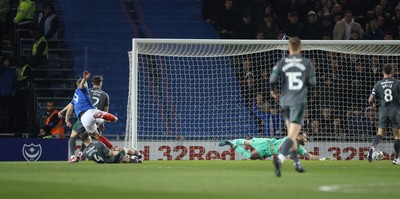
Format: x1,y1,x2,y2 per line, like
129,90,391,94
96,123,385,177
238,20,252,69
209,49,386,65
219,132,330,160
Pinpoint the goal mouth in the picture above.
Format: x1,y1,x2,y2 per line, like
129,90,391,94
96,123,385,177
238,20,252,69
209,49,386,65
127,39,400,160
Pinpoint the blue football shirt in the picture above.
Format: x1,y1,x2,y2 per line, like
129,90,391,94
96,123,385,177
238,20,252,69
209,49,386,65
72,87,95,117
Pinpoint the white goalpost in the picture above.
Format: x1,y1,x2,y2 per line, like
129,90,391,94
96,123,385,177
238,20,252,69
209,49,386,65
127,39,400,161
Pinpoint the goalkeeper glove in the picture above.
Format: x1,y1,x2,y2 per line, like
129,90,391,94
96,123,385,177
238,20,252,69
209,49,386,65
319,157,332,161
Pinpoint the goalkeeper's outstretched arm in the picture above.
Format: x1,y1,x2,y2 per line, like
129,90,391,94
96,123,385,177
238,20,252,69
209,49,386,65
304,152,331,160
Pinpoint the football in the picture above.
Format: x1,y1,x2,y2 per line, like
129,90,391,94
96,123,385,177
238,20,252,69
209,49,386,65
373,150,384,161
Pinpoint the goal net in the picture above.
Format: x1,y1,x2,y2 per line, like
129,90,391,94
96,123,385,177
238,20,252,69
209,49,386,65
127,39,400,160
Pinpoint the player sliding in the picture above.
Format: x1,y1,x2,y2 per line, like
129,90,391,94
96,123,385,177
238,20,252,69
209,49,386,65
219,132,328,160
81,132,142,164
269,37,316,177
367,64,400,164
58,70,118,163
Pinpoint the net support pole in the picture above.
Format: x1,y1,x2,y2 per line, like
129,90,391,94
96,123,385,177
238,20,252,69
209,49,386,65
130,39,138,149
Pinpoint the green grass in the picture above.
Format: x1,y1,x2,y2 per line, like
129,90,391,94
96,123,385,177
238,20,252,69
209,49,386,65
0,160,399,199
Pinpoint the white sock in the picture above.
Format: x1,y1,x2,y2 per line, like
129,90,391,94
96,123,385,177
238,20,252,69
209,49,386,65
278,154,285,163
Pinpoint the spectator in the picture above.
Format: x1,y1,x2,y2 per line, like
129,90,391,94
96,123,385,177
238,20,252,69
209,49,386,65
303,11,323,39
30,28,48,67
333,10,364,40
377,0,394,16
365,56,382,85
215,0,241,39
349,30,361,39
13,0,35,28
201,0,222,24
322,0,336,18
281,11,304,38
383,31,393,40
318,107,339,139
14,57,32,135
347,108,364,138
263,2,280,25
242,0,267,27
37,2,59,40
0,57,16,133
362,106,377,140
390,9,400,38
333,13,343,24
258,13,279,39
0,0,10,56
299,0,323,22
252,94,272,136
320,16,334,38
270,103,285,138
363,18,385,40
331,3,343,17
38,101,65,138
255,31,264,39
347,0,371,26
232,13,257,39
377,15,391,33
367,5,391,23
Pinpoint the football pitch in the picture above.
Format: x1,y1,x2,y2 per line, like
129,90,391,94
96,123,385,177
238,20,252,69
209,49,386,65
0,160,399,199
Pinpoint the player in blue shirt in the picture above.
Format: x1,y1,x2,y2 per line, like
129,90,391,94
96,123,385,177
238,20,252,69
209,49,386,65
58,70,118,163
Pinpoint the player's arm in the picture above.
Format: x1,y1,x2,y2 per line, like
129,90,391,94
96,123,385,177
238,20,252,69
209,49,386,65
269,65,280,100
269,65,280,89
64,105,74,127
79,70,91,89
368,95,376,108
368,86,377,108
306,62,316,87
303,152,320,160
58,103,73,118
103,93,110,112
108,148,121,157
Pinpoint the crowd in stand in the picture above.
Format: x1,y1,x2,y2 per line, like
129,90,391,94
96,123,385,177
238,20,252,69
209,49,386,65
200,0,400,141
0,0,60,136
202,0,400,40
230,51,386,141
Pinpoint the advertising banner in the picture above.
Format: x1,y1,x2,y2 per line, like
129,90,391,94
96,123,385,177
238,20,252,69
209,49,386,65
0,139,68,161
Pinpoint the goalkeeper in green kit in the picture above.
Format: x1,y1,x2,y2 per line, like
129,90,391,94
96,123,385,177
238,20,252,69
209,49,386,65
219,132,326,160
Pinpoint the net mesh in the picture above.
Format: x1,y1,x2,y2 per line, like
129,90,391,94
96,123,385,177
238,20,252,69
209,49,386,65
127,39,400,160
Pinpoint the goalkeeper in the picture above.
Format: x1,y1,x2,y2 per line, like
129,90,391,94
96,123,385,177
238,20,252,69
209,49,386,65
219,132,327,160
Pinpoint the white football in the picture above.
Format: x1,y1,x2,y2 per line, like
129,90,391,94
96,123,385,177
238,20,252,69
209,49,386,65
373,150,384,161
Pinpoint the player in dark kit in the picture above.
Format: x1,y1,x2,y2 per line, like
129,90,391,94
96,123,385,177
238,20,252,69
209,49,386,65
81,133,142,164
367,64,400,164
58,71,117,163
269,37,316,177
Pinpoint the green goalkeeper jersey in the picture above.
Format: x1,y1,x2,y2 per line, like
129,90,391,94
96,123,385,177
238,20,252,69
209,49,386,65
272,137,307,156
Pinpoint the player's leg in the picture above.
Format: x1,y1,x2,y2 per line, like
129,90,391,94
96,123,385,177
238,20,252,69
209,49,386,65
93,110,118,122
92,130,114,149
278,106,304,161
231,139,248,146
68,130,79,163
81,110,114,149
274,105,305,176
126,147,142,159
233,145,251,159
392,128,400,164
368,112,388,162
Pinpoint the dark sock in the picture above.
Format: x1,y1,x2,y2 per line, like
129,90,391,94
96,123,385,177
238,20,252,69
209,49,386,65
372,135,382,148
394,139,400,159
291,151,300,165
97,136,113,149
69,137,76,156
280,138,294,156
